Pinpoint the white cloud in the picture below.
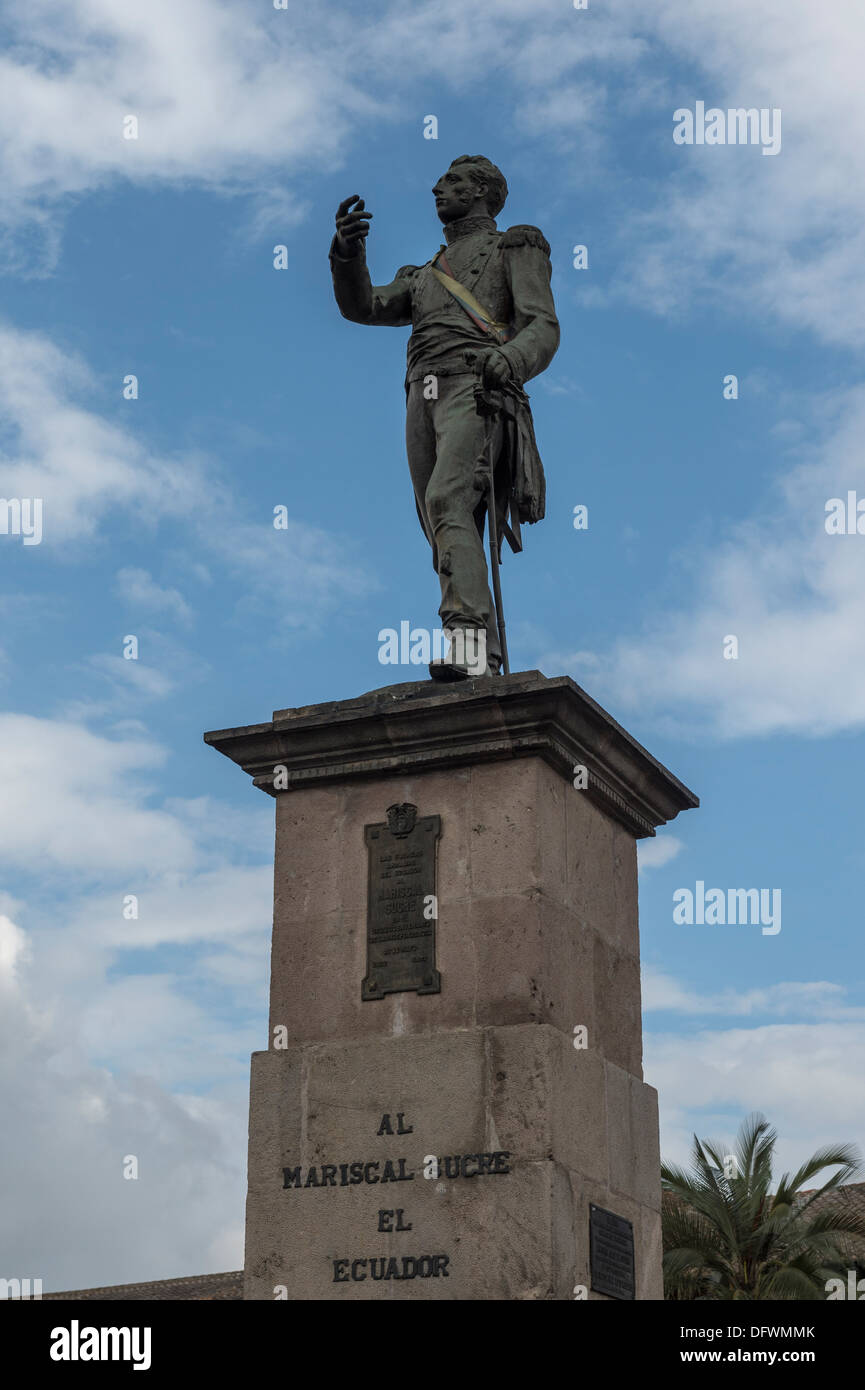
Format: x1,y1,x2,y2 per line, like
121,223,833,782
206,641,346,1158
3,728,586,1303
623,0,865,350
0,713,195,877
0,322,376,626
0,0,862,355
163,795,272,858
358,0,865,349
643,967,865,1021
537,375,586,399
0,915,248,1289
65,865,273,956
0,0,629,276
85,652,177,701
0,323,209,540
648,1020,865,1176
644,966,865,1173
0,0,375,268
221,516,380,630
0,913,31,993
115,568,193,625
584,386,865,737
0,712,275,1289
637,835,683,873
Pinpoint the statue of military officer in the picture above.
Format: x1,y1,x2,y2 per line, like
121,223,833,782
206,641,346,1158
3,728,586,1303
330,155,559,679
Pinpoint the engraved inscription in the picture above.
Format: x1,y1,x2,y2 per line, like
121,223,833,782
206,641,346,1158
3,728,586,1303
363,805,441,999
279,1110,516,1289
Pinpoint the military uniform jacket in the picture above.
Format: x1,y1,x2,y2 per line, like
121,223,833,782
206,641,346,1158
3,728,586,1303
329,215,559,387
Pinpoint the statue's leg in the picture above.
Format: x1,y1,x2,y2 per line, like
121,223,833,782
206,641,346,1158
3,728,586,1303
472,497,503,675
406,378,438,561
419,375,503,670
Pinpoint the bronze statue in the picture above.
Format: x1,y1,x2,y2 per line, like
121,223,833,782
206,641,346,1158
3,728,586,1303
330,155,559,679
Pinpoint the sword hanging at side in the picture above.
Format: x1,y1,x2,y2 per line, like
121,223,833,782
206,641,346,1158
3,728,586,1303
465,351,510,677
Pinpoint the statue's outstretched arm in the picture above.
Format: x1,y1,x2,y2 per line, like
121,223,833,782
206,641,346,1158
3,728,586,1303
330,193,412,327
329,238,413,327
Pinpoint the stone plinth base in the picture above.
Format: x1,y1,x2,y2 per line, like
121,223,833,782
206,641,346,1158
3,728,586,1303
245,1027,662,1300
205,672,697,1300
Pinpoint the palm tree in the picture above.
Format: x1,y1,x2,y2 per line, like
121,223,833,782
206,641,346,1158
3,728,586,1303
662,1112,865,1299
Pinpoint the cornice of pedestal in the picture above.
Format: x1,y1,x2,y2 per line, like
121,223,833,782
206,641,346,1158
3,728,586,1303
203,670,698,839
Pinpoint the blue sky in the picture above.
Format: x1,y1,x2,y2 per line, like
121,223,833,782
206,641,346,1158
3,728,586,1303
1,0,864,1290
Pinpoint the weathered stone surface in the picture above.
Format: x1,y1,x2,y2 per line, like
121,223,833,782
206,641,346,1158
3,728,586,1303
486,1024,608,1183
570,1173,664,1301
267,754,646,1053
204,670,699,838
244,1028,662,1301
606,1061,663,1213
592,936,643,1076
205,673,697,1300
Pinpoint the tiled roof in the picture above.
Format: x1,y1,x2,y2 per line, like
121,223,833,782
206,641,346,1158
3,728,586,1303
663,1182,865,1259
41,1271,243,1301
796,1183,865,1260
798,1182,865,1215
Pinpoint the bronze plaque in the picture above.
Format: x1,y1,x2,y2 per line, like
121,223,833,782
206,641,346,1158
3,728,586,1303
362,803,441,1000
589,1204,635,1300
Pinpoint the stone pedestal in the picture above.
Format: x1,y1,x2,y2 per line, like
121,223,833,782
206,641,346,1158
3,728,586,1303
204,671,697,1300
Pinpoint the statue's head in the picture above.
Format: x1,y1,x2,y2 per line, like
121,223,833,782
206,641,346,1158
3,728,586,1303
432,156,508,225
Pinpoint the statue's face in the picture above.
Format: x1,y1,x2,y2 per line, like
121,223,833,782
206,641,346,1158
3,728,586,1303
432,166,486,224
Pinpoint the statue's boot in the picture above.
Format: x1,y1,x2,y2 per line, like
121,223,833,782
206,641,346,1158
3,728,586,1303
428,659,469,682
429,660,502,681
428,627,493,681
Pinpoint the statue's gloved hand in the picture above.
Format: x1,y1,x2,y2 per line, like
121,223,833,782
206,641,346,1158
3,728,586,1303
476,347,511,389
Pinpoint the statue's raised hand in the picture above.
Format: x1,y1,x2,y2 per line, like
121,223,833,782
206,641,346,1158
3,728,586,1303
335,195,374,258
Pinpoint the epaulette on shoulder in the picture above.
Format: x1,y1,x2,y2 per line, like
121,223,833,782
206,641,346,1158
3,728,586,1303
395,264,420,279
501,225,551,256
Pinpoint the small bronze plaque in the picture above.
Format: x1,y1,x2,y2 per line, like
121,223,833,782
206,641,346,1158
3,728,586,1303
362,803,441,1000
589,1204,635,1300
